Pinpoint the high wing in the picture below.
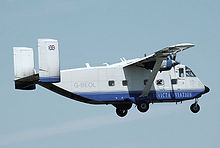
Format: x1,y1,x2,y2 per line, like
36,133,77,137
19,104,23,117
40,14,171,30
123,43,195,97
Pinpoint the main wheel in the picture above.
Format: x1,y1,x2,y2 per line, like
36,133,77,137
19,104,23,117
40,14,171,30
190,103,200,113
116,108,128,117
137,102,149,112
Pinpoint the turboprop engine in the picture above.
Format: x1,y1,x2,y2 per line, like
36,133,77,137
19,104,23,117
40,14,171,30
159,59,179,71
143,59,179,71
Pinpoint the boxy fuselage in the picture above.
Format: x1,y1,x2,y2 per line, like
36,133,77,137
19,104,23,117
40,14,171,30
54,60,206,104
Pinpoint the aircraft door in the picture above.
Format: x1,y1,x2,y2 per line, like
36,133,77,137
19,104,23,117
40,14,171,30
175,65,186,90
156,79,165,91
155,72,172,92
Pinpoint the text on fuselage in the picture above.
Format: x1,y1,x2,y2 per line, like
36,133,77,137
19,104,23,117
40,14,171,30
73,82,96,88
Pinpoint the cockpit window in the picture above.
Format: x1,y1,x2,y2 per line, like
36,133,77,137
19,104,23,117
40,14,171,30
179,68,184,77
185,66,196,77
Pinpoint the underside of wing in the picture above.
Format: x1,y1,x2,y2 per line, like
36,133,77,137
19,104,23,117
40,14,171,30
124,43,195,97
155,43,195,57
124,43,194,68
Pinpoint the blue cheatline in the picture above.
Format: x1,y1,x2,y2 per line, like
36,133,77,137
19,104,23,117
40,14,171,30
76,89,204,102
39,77,60,82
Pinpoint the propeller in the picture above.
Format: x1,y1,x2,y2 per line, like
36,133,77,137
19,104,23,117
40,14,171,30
168,53,180,99
168,53,180,68
169,53,176,61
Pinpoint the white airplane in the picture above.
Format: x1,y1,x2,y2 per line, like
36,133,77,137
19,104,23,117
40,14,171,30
13,39,210,117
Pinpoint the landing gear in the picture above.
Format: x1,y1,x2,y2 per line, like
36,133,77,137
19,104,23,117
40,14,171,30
190,99,200,113
114,102,132,117
116,108,128,117
137,102,149,113
190,103,200,113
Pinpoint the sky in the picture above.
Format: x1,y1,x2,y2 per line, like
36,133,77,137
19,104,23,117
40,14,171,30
0,0,219,147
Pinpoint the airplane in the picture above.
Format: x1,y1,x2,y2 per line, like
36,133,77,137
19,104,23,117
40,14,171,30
13,39,210,117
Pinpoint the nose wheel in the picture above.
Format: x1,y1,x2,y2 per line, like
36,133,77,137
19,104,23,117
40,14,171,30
190,99,200,113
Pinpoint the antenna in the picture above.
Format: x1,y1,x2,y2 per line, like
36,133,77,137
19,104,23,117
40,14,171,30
85,63,91,68
120,57,126,62
103,63,109,66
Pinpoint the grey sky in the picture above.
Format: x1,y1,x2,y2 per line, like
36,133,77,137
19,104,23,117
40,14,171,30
0,0,219,148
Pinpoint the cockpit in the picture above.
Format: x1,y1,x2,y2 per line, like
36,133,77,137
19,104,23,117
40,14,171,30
185,66,196,77
177,66,196,78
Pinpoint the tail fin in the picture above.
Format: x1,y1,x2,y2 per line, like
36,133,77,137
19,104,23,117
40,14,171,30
38,39,60,83
13,47,36,90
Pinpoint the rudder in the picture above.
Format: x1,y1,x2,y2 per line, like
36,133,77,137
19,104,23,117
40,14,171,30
38,39,60,83
13,47,36,90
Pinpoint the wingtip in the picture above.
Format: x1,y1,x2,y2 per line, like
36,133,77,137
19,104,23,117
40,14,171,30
174,43,195,47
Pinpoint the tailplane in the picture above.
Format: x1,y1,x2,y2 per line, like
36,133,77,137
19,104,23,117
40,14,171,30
13,38,61,90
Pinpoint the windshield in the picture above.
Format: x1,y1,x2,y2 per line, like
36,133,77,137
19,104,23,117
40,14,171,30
185,66,196,77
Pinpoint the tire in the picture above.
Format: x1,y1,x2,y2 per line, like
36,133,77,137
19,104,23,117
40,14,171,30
190,103,200,113
137,102,149,112
116,108,128,117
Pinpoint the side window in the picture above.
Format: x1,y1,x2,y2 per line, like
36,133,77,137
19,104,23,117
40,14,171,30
179,68,184,77
144,79,148,85
156,79,164,86
122,80,128,86
108,80,115,86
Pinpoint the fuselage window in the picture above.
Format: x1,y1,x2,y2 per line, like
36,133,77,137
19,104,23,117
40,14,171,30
156,79,164,86
122,80,128,86
179,68,184,77
144,79,148,85
185,66,196,77
108,80,115,86
171,79,177,85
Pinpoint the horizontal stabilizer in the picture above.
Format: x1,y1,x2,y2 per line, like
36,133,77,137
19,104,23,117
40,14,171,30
15,74,39,90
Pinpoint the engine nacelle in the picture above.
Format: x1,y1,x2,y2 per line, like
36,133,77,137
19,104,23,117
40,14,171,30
160,59,176,71
143,59,178,71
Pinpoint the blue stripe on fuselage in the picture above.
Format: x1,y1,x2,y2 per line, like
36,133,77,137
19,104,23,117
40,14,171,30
76,90,204,103
39,77,60,82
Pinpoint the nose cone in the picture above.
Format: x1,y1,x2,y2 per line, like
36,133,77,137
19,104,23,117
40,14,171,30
204,85,210,94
